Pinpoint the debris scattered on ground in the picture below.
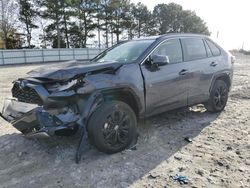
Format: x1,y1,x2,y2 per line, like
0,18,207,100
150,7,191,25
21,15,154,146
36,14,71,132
170,174,188,185
174,156,182,161
18,152,23,157
217,161,224,166
184,137,193,143
128,145,137,151
195,169,204,176
236,150,241,155
148,173,160,179
238,168,244,172
178,167,186,172
226,146,233,151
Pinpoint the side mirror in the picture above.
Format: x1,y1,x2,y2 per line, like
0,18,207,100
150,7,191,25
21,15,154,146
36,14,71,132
150,55,170,66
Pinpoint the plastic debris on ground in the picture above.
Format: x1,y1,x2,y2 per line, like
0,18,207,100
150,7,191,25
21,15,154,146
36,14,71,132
170,174,188,185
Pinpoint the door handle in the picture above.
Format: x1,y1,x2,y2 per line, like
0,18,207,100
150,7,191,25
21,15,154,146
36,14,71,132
179,69,189,75
210,62,218,67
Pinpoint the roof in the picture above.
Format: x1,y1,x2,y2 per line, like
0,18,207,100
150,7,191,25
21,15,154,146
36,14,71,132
133,33,209,41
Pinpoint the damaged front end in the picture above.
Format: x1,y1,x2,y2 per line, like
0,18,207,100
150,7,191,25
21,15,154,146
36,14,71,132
0,74,96,138
0,61,122,162
0,99,79,137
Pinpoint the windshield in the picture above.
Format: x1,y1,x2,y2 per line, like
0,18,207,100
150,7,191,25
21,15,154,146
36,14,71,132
93,40,154,63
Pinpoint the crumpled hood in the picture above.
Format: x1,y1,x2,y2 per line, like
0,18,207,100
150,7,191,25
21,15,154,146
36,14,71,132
27,60,122,81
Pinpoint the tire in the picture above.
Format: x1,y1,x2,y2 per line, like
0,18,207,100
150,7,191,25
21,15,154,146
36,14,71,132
87,100,137,154
205,79,229,112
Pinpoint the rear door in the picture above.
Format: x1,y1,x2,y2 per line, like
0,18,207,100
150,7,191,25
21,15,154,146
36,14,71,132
140,38,189,116
181,37,221,105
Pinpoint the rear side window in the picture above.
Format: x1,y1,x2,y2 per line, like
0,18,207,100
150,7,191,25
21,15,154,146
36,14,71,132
204,40,213,57
181,38,207,61
152,39,183,63
205,40,221,56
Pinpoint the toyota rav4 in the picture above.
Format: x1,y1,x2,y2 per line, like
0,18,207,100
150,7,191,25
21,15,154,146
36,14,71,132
0,34,234,162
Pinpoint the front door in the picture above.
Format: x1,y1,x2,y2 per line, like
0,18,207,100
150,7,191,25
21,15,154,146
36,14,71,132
140,38,189,117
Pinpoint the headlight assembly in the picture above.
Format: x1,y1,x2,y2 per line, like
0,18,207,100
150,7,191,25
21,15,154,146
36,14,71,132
58,79,78,91
47,76,85,92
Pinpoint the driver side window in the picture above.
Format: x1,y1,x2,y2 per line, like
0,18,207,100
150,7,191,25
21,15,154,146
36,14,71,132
152,39,183,64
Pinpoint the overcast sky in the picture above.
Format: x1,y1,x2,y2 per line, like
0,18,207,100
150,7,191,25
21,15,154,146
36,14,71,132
131,0,250,50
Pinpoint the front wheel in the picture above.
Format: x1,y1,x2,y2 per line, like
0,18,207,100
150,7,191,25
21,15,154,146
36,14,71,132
205,80,229,112
88,100,137,154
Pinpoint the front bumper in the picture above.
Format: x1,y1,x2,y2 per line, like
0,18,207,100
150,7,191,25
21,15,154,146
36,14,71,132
0,99,79,137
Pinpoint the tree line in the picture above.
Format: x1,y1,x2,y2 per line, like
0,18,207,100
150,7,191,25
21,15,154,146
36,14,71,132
0,0,210,49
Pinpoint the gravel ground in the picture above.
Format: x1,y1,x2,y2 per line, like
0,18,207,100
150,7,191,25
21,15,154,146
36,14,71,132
0,54,249,188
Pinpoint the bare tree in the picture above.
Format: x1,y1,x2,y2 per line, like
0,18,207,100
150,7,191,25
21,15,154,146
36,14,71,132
38,17,48,48
0,0,19,49
19,0,38,48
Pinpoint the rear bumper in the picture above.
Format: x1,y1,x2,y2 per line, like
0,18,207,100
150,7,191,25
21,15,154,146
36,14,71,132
0,99,79,137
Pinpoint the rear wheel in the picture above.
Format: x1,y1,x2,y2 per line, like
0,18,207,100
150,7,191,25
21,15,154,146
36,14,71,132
88,100,137,154
205,80,229,112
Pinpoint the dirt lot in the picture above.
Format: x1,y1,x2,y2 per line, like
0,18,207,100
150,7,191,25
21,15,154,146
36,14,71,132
0,54,249,188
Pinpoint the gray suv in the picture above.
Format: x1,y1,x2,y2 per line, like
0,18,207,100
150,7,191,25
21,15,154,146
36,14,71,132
0,34,234,162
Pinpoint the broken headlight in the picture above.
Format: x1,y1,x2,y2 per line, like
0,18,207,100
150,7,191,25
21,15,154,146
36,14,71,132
47,77,84,92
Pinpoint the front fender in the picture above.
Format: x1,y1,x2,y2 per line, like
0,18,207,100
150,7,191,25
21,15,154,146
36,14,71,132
76,91,104,127
82,63,145,117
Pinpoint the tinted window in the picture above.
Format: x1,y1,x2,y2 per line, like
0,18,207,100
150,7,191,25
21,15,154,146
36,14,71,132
206,40,221,56
182,38,207,61
152,39,183,63
204,40,213,57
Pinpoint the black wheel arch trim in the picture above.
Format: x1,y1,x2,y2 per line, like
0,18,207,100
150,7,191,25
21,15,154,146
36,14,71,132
209,72,232,93
76,86,142,127
99,87,143,118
